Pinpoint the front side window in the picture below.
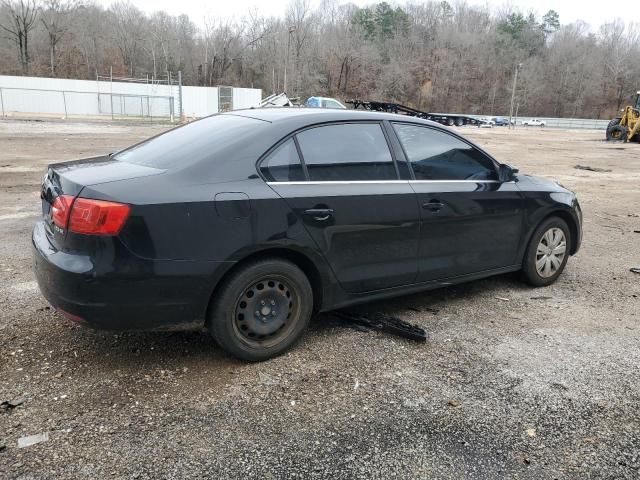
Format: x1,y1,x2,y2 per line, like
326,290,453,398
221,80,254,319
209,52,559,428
260,139,305,182
115,114,263,169
393,123,497,181
296,123,396,181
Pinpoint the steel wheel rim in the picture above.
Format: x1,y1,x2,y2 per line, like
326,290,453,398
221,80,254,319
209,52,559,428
535,227,566,278
233,275,299,348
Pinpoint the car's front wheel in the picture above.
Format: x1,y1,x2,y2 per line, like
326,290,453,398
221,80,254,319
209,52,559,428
521,217,570,287
208,258,313,361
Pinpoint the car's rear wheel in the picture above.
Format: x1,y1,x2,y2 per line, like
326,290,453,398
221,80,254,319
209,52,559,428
521,217,570,287
208,258,313,361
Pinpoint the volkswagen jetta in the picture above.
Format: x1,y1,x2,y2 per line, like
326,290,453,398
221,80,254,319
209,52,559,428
33,108,582,360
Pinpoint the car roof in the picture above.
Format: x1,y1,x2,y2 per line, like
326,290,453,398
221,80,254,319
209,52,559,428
224,107,443,129
162,106,499,182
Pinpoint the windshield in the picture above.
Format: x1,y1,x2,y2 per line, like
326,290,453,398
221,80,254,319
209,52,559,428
115,114,265,169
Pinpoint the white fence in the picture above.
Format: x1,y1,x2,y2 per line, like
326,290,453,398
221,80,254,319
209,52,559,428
0,87,174,120
0,75,262,121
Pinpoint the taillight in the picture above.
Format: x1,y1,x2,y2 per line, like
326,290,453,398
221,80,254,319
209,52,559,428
68,198,130,235
51,195,74,229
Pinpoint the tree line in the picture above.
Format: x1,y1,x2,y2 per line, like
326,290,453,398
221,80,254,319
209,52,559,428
1,0,639,119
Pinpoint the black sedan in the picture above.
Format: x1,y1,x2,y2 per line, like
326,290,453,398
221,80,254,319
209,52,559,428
33,108,582,360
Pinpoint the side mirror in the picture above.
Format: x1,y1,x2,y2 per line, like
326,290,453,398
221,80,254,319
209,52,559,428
499,164,519,182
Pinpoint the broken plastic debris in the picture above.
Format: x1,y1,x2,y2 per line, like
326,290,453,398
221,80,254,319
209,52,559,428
574,165,611,172
0,397,25,411
258,372,278,386
18,432,49,448
8,397,25,407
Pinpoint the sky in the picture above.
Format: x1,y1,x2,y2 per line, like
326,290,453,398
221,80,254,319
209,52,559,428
98,0,640,30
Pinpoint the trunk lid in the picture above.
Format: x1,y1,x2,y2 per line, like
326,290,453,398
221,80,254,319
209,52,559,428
40,156,164,248
49,155,164,186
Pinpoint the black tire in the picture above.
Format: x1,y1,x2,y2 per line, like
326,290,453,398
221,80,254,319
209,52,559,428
447,118,454,126
521,217,571,287
455,118,464,127
208,258,313,361
606,124,627,142
606,117,620,133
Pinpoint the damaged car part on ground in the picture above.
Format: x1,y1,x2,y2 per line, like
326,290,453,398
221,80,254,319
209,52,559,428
333,311,428,342
33,108,582,361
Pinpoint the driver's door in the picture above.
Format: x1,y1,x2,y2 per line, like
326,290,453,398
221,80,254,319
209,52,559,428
392,123,524,282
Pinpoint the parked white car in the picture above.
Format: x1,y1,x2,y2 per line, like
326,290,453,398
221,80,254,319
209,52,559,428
522,118,546,127
478,117,494,128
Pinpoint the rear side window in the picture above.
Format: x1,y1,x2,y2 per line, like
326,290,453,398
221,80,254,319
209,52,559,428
393,123,497,181
260,139,305,182
296,123,396,181
115,114,263,169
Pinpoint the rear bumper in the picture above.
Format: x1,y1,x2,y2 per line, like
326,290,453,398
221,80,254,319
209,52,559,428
32,221,233,331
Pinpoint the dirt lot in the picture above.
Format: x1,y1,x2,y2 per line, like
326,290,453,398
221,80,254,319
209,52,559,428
0,119,638,479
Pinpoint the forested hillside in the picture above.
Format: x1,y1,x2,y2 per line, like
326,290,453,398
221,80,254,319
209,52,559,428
1,0,639,118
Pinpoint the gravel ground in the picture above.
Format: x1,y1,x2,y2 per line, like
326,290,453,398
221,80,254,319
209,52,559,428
0,119,639,479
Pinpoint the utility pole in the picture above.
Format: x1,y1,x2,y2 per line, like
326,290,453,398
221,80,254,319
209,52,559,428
509,63,522,129
178,70,183,121
283,25,296,93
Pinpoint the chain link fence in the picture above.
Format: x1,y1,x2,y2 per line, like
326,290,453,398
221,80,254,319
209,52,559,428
0,87,175,122
0,85,610,129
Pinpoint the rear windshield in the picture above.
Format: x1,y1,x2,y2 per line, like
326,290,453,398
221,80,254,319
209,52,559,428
115,114,264,169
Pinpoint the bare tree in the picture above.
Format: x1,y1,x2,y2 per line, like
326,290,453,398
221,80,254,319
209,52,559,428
110,0,145,77
286,0,312,96
40,0,75,75
0,0,38,74
0,0,639,119
148,11,174,76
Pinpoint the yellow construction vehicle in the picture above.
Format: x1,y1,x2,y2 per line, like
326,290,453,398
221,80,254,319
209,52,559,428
606,91,640,142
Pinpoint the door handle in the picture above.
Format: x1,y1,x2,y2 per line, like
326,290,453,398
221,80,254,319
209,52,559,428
304,208,334,221
423,201,444,212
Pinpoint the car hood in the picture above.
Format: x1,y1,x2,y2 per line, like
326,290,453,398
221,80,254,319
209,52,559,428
518,174,571,193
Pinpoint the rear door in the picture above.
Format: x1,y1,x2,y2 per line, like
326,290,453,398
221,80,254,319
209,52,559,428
391,123,523,282
262,122,420,293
